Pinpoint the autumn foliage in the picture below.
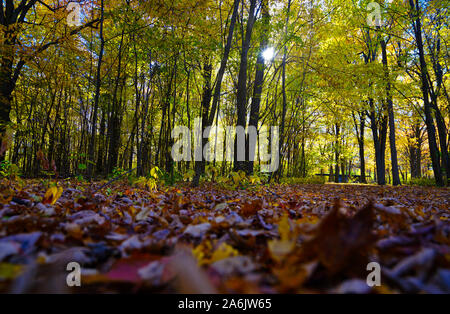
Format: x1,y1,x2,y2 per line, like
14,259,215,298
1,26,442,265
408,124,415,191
0,180,448,293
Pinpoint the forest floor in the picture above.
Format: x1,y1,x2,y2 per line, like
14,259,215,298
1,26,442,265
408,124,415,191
0,180,449,293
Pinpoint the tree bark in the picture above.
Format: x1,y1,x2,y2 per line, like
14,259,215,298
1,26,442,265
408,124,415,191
192,0,240,185
87,0,105,179
247,0,270,174
380,37,401,185
408,0,443,186
275,0,292,180
192,62,212,186
368,98,388,185
352,111,366,183
234,0,257,172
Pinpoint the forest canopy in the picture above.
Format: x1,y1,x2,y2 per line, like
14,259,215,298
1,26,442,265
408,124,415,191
0,0,449,187
0,0,449,296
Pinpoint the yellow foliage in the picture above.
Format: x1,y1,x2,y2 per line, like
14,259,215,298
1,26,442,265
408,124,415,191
134,176,157,191
0,263,23,280
192,241,238,266
42,186,63,205
268,214,295,262
210,243,239,263
150,166,160,179
192,241,212,266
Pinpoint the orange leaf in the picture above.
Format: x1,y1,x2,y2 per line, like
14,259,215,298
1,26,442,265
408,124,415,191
241,199,262,217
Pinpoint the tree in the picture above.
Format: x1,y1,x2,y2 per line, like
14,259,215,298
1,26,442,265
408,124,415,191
408,0,443,186
87,0,105,179
246,0,270,174
0,0,99,161
234,0,257,172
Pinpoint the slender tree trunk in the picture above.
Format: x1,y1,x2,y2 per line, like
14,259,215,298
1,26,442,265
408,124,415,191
192,62,212,187
409,122,422,178
192,0,240,185
408,0,443,186
107,29,125,174
380,38,401,185
369,98,388,185
426,20,449,184
87,0,104,179
334,123,340,183
208,0,240,127
247,0,270,174
353,111,366,183
234,0,257,172
275,0,292,180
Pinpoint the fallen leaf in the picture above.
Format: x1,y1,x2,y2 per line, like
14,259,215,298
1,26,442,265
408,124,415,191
42,186,63,205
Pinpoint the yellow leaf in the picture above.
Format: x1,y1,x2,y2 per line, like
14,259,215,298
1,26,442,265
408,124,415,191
278,214,291,242
42,186,63,205
268,214,295,262
268,239,295,262
0,263,23,280
192,241,212,266
150,166,160,179
192,246,206,265
192,242,238,265
210,243,239,263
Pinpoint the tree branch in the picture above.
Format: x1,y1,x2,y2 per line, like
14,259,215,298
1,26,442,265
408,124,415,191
12,18,100,89
37,0,65,12
36,18,100,53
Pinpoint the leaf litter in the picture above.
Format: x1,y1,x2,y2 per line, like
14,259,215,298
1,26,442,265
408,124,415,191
0,180,449,293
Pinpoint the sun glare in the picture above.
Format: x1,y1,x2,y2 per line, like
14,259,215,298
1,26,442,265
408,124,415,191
262,47,275,61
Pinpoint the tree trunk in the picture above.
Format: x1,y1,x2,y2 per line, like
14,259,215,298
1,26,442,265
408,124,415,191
352,111,366,183
380,37,401,185
408,0,443,186
191,0,240,185
334,123,340,183
275,0,292,180
368,98,387,185
192,62,212,186
247,0,270,174
87,0,105,179
234,0,257,172
107,29,125,174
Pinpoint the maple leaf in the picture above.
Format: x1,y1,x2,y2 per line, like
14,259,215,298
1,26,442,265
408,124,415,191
299,200,377,275
1,180,449,294
268,214,295,262
42,186,63,205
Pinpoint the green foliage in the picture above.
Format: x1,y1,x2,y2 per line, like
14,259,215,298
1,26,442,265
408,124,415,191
183,169,195,182
132,166,166,191
134,176,158,191
407,178,437,187
0,161,20,179
215,171,267,190
111,167,126,178
69,153,87,177
3,0,447,188
75,174,85,182
205,164,219,181
281,176,326,185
